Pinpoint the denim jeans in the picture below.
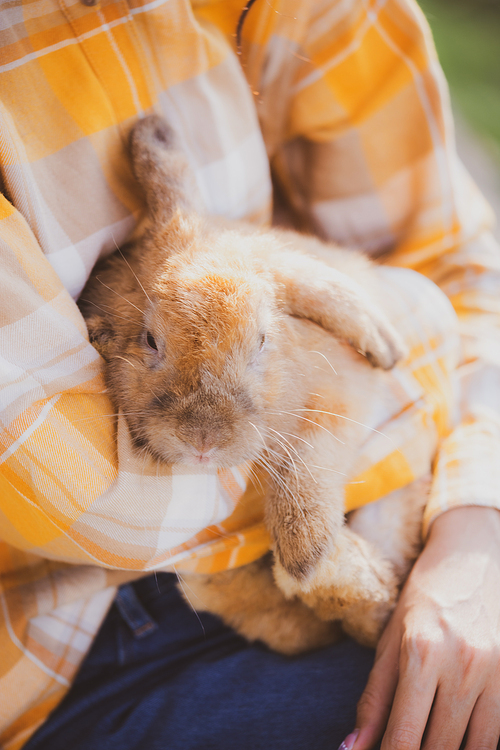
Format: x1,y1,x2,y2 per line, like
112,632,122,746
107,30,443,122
24,572,375,750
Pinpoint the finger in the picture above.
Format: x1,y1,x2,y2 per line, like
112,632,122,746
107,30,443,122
380,664,436,750
354,636,400,750
420,683,476,750
464,692,500,750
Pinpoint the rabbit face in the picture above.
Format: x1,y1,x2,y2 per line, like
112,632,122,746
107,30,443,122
84,224,301,469
127,267,286,467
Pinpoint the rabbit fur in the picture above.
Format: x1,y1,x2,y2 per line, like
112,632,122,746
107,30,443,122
79,115,428,654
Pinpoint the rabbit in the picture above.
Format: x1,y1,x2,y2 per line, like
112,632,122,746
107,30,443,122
78,115,428,654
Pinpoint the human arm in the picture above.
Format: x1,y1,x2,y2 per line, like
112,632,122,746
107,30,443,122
0,11,280,739
265,0,500,529
249,0,500,744
355,505,500,750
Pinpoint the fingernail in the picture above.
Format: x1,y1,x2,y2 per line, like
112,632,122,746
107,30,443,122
337,729,360,750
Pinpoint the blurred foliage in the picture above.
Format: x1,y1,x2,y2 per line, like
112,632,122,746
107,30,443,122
418,0,500,156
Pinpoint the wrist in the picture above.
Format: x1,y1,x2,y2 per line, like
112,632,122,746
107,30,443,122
430,505,500,542
422,505,500,571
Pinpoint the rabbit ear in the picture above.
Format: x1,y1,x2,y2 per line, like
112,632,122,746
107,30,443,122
129,115,203,224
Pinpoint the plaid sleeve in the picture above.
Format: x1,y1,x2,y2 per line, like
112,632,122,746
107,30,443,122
0,189,258,569
0,9,272,735
0,0,281,578
264,0,500,533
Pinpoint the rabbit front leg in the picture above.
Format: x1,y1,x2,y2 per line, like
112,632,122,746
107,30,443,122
274,526,399,647
263,433,350,582
263,247,406,370
264,429,400,647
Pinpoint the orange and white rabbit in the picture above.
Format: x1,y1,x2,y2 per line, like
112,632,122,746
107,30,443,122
79,115,428,653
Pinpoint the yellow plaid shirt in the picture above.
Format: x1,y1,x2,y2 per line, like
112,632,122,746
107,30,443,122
1,0,500,745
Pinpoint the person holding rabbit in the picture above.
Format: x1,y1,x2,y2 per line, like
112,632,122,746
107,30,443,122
0,0,499,749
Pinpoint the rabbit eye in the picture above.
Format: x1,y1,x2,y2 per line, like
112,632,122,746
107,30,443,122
146,331,158,351
259,333,266,349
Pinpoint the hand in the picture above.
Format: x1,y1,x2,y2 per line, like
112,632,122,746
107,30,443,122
351,506,500,750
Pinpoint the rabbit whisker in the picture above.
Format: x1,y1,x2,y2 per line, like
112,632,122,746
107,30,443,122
249,435,304,509
247,421,270,453
114,241,153,305
270,437,301,492
95,276,146,315
70,411,150,423
262,0,297,21
259,427,301,489
274,431,315,450
265,427,346,484
260,426,305,461
260,426,317,486
80,299,148,329
254,454,291,501
247,463,265,493
112,355,137,369
291,409,393,444
248,431,295,486
263,425,344,481
173,566,206,636
309,465,347,476
308,350,338,375
256,446,290,488
267,411,345,445
140,442,150,483
254,452,315,548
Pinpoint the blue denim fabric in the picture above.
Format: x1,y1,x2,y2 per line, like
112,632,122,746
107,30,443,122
24,573,375,750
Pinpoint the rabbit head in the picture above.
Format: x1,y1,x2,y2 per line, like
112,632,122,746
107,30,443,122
80,212,305,468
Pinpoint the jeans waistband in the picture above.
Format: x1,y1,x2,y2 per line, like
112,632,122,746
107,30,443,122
115,582,159,639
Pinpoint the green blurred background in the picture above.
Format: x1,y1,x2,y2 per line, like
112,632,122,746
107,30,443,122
419,0,500,158
418,0,500,231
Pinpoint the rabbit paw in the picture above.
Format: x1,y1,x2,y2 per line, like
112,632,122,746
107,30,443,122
354,305,407,371
273,527,399,647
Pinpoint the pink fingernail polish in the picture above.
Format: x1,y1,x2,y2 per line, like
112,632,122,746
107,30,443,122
338,729,360,750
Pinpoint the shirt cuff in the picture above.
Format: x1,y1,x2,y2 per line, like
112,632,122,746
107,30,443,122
423,417,500,536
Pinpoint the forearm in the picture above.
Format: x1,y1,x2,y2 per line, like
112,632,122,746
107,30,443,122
354,505,500,750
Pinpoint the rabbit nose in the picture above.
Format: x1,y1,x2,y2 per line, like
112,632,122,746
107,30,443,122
189,433,218,457
188,438,216,464
191,434,212,453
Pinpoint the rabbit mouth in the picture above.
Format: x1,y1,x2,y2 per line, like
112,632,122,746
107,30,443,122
125,404,265,468
177,439,261,468
186,444,218,466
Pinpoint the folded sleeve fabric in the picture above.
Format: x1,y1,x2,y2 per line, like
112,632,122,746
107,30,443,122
246,0,500,532
0,0,499,746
